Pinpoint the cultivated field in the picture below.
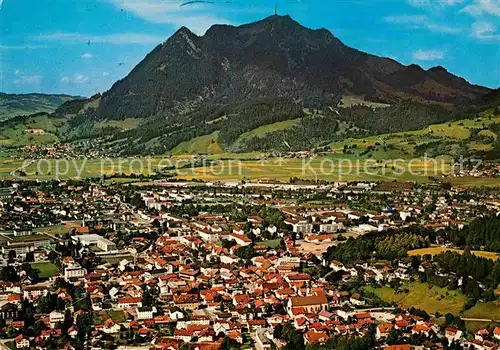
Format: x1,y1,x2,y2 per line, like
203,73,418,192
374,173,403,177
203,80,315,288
408,247,500,261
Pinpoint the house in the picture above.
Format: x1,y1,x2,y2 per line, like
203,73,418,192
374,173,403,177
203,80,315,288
385,346,411,350
68,326,78,338
173,294,199,310
15,334,29,349
377,324,393,339
136,306,154,320
287,295,328,315
169,309,184,321
102,318,121,334
446,328,463,344
0,303,19,321
491,327,500,341
349,293,365,306
304,330,328,345
117,296,143,309
49,310,65,327
318,310,334,322
228,233,252,246
23,285,48,300
233,294,251,307
476,329,489,342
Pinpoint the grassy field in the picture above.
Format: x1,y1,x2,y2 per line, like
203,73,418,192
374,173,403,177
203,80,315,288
1,154,453,182
1,153,497,186
230,119,299,151
446,177,500,188
95,118,142,131
464,301,500,321
102,255,133,265
0,158,24,177
94,310,126,323
339,95,391,108
171,132,223,155
35,223,78,236
408,247,500,261
365,281,466,315
256,239,282,248
32,262,60,278
464,320,500,333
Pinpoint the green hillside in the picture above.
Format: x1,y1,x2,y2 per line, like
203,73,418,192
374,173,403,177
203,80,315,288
330,109,500,160
170,132,223,155
0,113,68,146
0,93,80,121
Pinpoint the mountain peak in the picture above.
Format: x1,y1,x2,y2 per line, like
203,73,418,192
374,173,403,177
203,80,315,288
428,65,448,73
266,14,293,21
175,26,197,37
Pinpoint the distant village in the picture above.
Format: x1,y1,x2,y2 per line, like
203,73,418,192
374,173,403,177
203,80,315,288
0,179,499,350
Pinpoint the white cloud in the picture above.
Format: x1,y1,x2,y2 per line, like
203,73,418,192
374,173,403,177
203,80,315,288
408,0,432,7
413,49,446,61
471,21,500,40
408,0,465,8
384,15,462,33
37,32,166,45
82,53,95,60
61,74,90,84
440,0,466,5
107,0,232,35
0,44,47,50
13,69,42,85
461,0,500,17
14,75,42,85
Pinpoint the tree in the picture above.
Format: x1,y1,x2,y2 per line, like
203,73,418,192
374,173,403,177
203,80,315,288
234,246,256,260
282,322,304,350
25,251,35,263
8,250,16,262
274,324,283,339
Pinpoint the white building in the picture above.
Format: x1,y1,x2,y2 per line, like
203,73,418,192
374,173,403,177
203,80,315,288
64,263,87,280
136,306,154,320
49,311,65,328
72,234,118,253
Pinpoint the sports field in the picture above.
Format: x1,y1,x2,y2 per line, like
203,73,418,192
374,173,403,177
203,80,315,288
32,262,60,278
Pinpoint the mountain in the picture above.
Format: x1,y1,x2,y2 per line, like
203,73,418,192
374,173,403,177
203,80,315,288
55,15,494,155
0,92,82,122
92,15,488,120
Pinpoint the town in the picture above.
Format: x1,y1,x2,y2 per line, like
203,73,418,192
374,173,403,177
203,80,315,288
0,178,498,350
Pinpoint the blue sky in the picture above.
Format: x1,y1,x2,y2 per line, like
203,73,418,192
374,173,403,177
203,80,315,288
0,0,498,97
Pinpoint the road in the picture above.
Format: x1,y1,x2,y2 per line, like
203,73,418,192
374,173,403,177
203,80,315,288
0,338,15,350
461,317,500,322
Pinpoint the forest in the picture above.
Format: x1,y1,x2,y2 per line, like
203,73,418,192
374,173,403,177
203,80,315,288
323,226,436,264
438,214,500,252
